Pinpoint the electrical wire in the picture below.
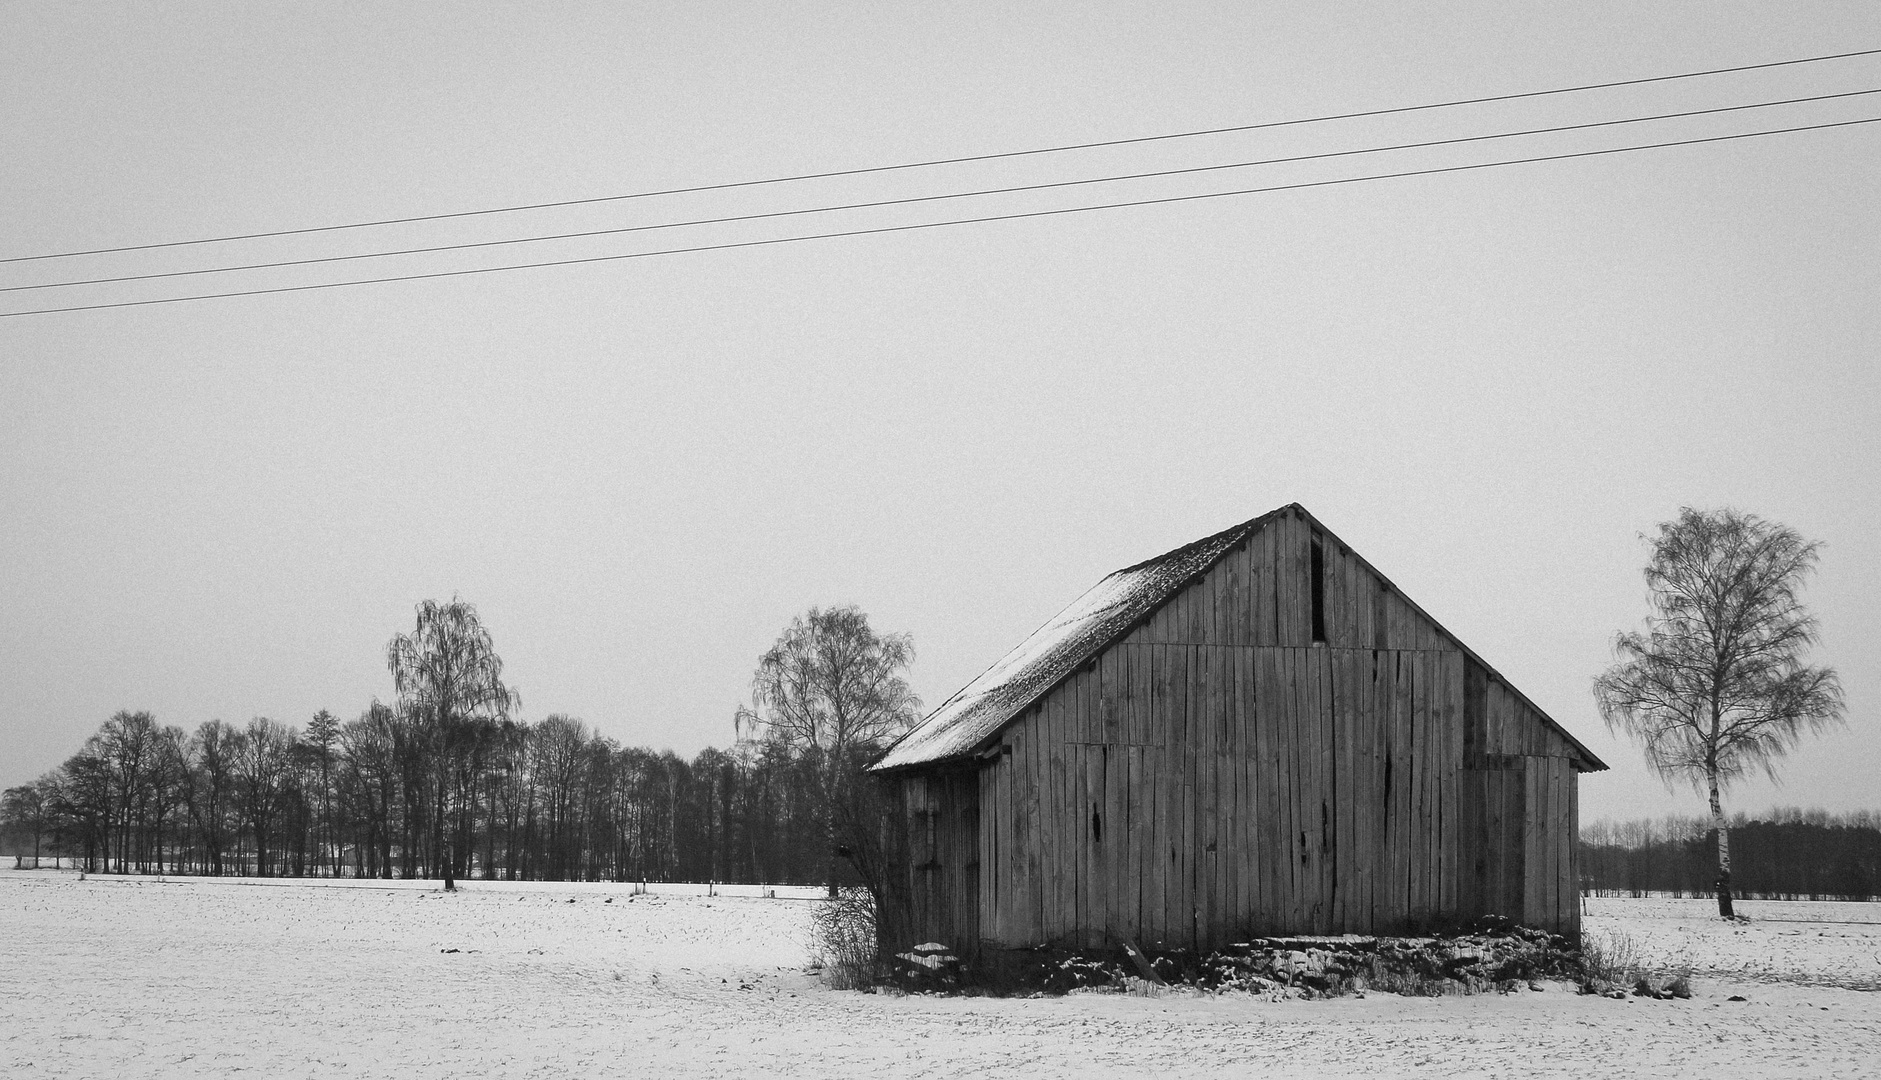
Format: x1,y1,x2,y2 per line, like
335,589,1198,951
4,113,1874,320
10,86,1877,296
5,46,1879,265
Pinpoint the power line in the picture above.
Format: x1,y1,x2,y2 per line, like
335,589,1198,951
10,86,1877,295
5,114,1874,320
5,46,1880,266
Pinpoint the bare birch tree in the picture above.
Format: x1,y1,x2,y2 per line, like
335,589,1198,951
1595,507,1844,917
735,605,919,896
387,597,518,890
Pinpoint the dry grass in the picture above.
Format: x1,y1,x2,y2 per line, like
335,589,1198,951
1579,927,1691,998
1580,927,1644,988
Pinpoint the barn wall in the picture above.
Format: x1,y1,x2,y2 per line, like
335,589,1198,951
882,767,980,957
972,507,1583,951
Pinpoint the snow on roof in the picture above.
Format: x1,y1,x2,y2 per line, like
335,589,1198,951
869,512,1276,772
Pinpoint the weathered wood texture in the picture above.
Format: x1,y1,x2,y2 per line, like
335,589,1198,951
888,508,1587,955
887,767,981,956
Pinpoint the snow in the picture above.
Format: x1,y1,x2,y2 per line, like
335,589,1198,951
872,515,1267,771
1583,895,1881,991
5,870,1878,1078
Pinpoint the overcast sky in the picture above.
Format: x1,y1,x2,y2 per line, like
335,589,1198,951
3,2,1876,826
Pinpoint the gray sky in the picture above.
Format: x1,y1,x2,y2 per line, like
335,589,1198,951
3,2,1876,827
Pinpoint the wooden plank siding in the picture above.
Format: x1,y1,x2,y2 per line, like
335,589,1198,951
881,767,981,957
884,507,1587,958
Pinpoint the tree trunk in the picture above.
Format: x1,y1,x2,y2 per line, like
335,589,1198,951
1709,769,1734,918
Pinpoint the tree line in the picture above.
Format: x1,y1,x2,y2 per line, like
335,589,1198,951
1579,808,1881,901
1,707,866,885
1,600,919,889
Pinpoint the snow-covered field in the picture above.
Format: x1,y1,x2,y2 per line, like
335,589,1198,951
1584,895,1881,992
3,870,1876,1079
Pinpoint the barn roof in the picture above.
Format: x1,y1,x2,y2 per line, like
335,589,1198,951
869,504,1607,774
870,509,1282,772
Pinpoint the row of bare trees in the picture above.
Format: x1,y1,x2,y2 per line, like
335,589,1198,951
1580,809,1881,901
2,601,922,889
2,708,852,884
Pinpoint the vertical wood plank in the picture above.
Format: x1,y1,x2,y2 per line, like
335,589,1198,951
1351,553,1373,653
1549,756,1564,937
1522,758,1542,928
1229,540,1251,647
1256,524,1278,648
1330,647,1351,931
1106,736,1126,945
1390,650,1410,931
1253,645,1278,933
1286,645,1302,930
1354,648,1374,933
1085,743,1107,947
1530,754,1548,931
1047,696,1067,943
1488,764,1507,920
1318,645,1336,934
1024,724,1043,944
1180,642,1200,948
1100,648,1122,746
1437,653,1456,922
1168,645,1191,947
1277,515,1299,648
1237,645,1256,940
1322,539,1344,647
1232,645,1253,939
1143,646,1166,947
1301,646,1321,932
1286,647,1301,937
1214,644,1232,944
1197,642,1218,946
1411,650,1432,924
1113,745,1128,948
1012,727,1029,945
1567,763,1581,935
987,756,1004,942
1545,759,1561,933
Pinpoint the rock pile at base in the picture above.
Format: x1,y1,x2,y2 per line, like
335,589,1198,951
900,918,1602,998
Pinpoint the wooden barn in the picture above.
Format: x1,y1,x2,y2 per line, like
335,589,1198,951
868,504,1606,958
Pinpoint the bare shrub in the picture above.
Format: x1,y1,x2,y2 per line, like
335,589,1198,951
1579,927,1643,992
810,887,880,990
1578,927,1690,997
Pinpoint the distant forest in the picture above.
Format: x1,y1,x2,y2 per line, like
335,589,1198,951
0,709,862,887
11,711,1880,904
1580,809,1881,902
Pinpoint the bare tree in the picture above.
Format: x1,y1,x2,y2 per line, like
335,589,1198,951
149,725,192,874
1595,507,1844,917
2,781,51,865
237,717,295,876
193,720,242,875
91,710,158,873
736,605,919,896
305,710,340,876
386,597,518,890
339,704,400,878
